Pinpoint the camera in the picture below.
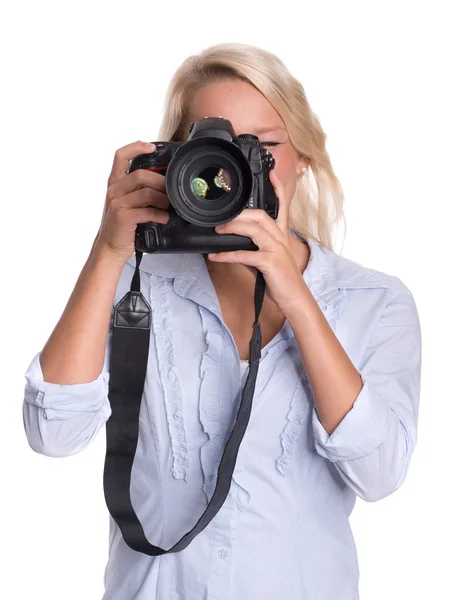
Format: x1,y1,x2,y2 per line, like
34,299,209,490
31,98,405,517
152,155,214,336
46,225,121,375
129,117,278,254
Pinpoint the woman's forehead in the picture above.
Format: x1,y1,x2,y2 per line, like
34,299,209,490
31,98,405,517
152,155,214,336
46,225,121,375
187,81,284,130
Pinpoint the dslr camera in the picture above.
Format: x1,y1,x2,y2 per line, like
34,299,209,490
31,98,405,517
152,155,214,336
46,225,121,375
129,117,278,254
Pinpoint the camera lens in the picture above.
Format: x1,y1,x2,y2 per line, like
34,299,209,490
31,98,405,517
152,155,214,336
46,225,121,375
165,137,253,226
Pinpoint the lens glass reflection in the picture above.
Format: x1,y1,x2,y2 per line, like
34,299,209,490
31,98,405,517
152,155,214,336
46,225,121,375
191,166,232,200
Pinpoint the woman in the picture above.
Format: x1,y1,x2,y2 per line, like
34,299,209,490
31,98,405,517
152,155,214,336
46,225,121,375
23,43,422,600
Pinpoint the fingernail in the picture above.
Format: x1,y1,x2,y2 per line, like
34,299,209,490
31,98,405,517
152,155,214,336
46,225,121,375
145,142,156,150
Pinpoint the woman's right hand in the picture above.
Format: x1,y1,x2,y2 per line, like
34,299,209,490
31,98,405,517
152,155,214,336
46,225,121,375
92,140,170,264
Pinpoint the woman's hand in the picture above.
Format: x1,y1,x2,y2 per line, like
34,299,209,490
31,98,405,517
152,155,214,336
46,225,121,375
93,140,170,264
208,169,306,315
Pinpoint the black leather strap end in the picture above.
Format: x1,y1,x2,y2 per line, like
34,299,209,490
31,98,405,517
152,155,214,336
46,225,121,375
114,291,151,330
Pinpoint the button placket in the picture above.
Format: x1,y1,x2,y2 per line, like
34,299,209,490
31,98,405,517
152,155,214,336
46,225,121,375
209,482,234,600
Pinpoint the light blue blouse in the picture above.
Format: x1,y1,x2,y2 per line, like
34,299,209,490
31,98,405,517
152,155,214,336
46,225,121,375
22,232,422,600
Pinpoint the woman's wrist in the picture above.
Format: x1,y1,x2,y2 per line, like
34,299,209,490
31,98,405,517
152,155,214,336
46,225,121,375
89,240,130,271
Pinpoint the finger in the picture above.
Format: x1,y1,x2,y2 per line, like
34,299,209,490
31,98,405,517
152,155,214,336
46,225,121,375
269,170,289,235
108,140,157,186
215,219,280,251
128,205,170,225
108,168,167,202
208,249,271,271
218,209,286,246
120,187,170,210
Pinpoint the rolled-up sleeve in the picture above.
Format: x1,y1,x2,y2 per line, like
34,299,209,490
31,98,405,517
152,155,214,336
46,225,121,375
22,313,113,458
311,285,422,502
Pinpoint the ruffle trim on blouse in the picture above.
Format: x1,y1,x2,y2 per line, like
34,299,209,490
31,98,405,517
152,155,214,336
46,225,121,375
276,377,307,476
150,275,189,481
197,304,227,503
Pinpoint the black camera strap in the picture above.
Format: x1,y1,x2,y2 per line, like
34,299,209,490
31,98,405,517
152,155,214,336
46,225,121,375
103,249,265,555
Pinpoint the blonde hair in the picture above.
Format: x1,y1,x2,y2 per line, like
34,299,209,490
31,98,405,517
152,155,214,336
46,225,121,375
157,43,346,252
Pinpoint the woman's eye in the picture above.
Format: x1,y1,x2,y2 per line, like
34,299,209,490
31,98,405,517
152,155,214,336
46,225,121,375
261,142,280,147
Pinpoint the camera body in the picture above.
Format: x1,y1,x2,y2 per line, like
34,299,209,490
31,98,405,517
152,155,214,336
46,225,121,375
129,117,278,254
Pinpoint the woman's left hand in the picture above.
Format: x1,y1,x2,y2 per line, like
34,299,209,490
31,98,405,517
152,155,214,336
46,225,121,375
208,169,307,315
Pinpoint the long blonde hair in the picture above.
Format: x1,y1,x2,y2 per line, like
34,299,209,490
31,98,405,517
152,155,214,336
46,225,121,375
157,43,346,252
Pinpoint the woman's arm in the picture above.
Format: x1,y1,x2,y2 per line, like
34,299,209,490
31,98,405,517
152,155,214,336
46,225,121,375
23,242,128,457
39,241,127,384
286,280,364,437
285,278,422,502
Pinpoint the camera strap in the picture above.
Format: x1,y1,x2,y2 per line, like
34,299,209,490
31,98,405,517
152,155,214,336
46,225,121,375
103,249,265,555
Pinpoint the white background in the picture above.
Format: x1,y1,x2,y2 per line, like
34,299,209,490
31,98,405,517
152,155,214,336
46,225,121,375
1,1,449,598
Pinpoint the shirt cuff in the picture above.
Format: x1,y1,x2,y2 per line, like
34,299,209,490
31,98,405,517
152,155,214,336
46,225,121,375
311,374,390,462
24,351,110,420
